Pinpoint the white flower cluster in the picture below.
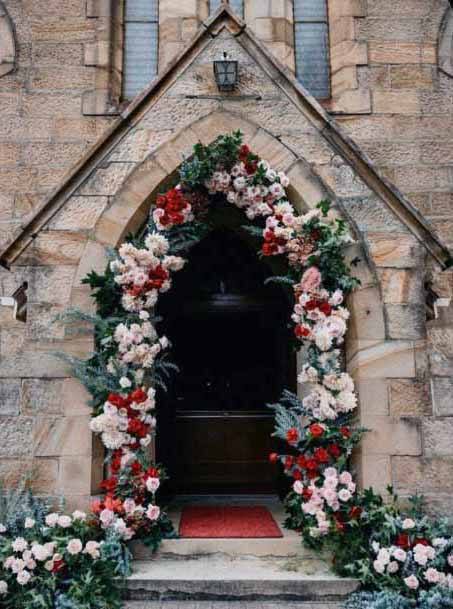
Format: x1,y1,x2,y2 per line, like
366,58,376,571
113,315,169,371
2,524,100,588
301,372,357,421
293,468,356,538
372,540,453,590
206,160,289,220
111,233,185,312
90,387,156,450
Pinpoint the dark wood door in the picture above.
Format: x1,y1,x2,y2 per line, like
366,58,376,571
157,230,295,495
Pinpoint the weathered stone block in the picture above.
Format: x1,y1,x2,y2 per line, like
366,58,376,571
373,91,419,115
377,269,423,304
0,417,33,457
49,196,108,231
385,304,426,340
34,416,92,457
347,286,386,340
357,454,392,495
431,377,453,417
389,379,431,417
27,265,77,306
21,379,64,415
0,379,21,415
429,327,453,376
348,340,416,379
355,378,389,416
57,456,92,494
78,162,135,197
361,415,422,456
367,234,424,268
16,232,87,266
61,378,91,416
393,456,453,494
423,418,453,457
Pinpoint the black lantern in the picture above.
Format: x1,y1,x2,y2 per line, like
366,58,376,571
213,52,238,91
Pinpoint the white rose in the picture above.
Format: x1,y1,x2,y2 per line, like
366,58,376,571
84,541,101,559
373,560,386,574
99,509,115,527
146,477,160,493
387,561,399,574
377,548,390,565
119,377,132,389
72,511,87,521
17,570,31,586
293,481,304,495
24,518,35,529
0,524,6,533
338,489,351,502
66,539,83,555
404,575,419,590
0,581,7,595
146,505,161,521
31,544,50,562
12,538,28,552
58,515,72,528
402,518,415,530
393,548,407,562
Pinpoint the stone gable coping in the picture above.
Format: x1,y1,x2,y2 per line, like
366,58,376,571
0,4,451,270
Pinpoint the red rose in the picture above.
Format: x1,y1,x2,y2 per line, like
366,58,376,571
307,469,319,480
340,427,351,439
329,444,342,458
306,458,318,471
318,302,332,316
262,242,278,256
269,452,279,464
239,144,251,161
52,559,65,574
294,325,310,338
146,467,160,478
286,428,299,444
305,299,319,311
314,447,330,464
309,423,325,438
293,469,302,480
296,455,307,469
108,393,127,408
302,487,313,500
396,533,411,549
349,506,362,520
285,456,295,470
131,461,142,474
100,477,118,492
414,538,430,547
130,388,147,403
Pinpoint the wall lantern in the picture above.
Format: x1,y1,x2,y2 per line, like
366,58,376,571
213,52,238,91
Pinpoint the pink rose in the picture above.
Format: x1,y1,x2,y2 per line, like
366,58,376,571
146,505,161,521
300,267,322,293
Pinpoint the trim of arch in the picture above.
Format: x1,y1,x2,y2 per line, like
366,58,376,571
439,7,453,77
0,2,16,78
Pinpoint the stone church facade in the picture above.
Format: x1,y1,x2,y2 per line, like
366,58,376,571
0,0,453,515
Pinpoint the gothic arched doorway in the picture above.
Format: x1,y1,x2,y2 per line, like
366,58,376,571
157,228,296,496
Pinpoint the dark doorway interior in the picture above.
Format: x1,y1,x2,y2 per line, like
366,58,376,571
157,229,295,496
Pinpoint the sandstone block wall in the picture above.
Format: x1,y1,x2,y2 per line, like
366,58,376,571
0,0,452,514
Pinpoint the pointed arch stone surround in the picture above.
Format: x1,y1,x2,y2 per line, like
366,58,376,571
0,1,16,78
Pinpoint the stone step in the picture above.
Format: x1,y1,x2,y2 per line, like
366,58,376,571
126,556,359,602
125,602,343,608
130,536,317,560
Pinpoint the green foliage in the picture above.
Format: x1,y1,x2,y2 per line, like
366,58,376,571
82,267,122,319
0,478,55,537
179,130,244,188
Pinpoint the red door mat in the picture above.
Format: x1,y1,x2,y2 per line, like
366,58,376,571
179,506,283,538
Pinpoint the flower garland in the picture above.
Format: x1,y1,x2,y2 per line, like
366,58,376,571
2,131,453,608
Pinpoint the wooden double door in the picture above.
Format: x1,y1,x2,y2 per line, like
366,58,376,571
157,229,294,495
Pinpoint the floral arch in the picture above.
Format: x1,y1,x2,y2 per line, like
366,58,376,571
72,130,360,546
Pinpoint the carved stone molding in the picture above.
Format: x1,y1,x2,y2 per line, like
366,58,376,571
0,1,16,78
